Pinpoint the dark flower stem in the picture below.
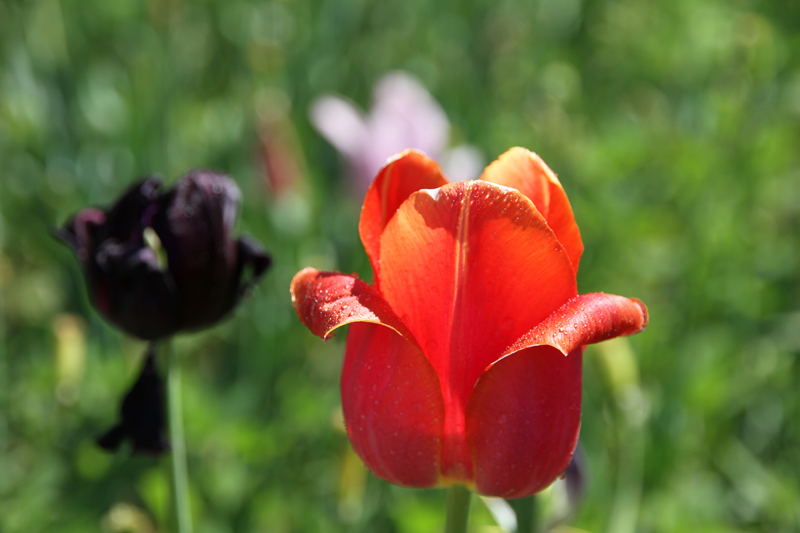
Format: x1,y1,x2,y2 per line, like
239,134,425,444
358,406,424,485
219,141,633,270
165,339,193,533
445,485,471,533
509,495,539,533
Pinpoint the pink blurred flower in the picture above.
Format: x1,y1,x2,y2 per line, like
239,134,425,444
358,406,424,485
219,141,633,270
310,71,482,197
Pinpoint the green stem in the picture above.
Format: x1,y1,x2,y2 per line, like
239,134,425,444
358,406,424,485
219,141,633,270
445,485,472,533
509,496,538,533
0,264,6,446
166,341,193,533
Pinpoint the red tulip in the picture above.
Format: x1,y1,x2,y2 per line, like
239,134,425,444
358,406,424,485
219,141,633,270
291,148,648,498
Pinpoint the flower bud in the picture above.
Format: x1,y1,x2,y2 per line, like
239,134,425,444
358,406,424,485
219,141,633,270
58,171,271,340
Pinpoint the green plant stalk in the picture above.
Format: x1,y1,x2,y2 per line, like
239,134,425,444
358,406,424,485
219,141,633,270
0,267,6,445
167,341,193,533
445,485,472,533
509,495,539,533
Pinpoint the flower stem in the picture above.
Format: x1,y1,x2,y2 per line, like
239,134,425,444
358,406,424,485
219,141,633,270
166,340,193,533
509,495,538,533
445,485,472,533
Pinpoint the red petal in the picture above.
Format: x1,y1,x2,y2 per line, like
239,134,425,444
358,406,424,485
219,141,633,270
480,148,584,271
466,345,582,498
378,181,577,482
358,150,448,287
290,267,414,341
503,293,648,358
342,322,444,487
463,292,646,496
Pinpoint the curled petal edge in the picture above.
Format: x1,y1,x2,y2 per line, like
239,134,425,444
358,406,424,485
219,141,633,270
501,292,648,360
290,267,416,343
292,268,445,488
480,147,583,270
54,208,106,262
359,150,448,286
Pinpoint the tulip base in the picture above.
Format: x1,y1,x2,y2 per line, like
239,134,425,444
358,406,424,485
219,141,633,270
166,340,193,533
445,485,472,533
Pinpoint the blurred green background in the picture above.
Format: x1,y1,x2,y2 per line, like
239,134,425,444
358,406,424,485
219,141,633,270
1,0,799,531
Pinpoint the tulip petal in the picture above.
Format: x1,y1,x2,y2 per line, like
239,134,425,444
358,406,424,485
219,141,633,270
372,72,450,159
54,208,107,262
359,150,448,286
57,178,162,264
98,345,170,455
154,170,243,331
235,235,272,297
503,293,649,358
464,292,647,497
309,95,368,159
379,181,577,482
466,345,582,498
100,178,163,239
342,322,444,487
480,148,584,270
94,242,180,340
290,268,414,342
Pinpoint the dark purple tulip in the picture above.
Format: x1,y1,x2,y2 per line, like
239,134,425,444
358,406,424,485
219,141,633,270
58,170,271,340
97,345,169,455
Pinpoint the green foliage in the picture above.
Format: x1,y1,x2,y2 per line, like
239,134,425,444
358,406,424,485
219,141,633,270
1,0,798,531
